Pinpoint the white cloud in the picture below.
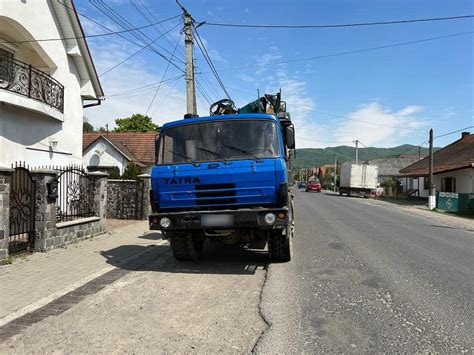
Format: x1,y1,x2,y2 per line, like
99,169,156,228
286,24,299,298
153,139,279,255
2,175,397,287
83,36,188,129
333,102,428,147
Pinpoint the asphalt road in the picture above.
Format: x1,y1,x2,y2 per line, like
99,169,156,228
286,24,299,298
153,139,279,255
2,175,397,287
1,190,473,353
256,190,474,353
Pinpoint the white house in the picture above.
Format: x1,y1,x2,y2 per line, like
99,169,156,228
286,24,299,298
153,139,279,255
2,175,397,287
83,132,158,175
399,132,474,197
0,0,104,167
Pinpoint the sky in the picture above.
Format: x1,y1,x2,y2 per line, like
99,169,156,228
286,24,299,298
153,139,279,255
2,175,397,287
75,0,473,149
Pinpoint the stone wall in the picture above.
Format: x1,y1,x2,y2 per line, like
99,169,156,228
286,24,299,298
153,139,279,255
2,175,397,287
0,169,108,259
106,175,150,220
0,168,13,260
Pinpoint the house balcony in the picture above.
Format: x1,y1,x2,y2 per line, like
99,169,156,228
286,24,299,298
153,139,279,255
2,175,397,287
0,51,64,113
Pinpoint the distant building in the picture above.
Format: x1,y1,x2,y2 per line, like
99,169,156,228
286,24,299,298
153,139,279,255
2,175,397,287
369,154,425,193
0,0,104,167
83,132,158,175
399,132,473,197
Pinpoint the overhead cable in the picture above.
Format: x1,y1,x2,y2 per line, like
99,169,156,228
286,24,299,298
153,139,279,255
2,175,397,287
212,31,473,73
203,15,474,29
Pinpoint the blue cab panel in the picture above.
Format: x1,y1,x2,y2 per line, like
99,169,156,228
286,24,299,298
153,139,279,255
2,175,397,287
151,114,288,210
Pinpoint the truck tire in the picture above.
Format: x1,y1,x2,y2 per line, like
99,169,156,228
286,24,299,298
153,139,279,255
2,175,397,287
170,232,204,261
268,228,292,262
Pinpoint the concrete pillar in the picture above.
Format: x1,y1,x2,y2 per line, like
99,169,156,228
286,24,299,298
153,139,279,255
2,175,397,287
0,167,13,260
30,169,58,252
138,174,151,220
88,171,108,222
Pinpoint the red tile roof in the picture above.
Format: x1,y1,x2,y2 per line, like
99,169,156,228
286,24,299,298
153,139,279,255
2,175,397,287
399,133,474,176
83,131,158,164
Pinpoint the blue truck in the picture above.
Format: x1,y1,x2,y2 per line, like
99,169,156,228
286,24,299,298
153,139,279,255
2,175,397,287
149,93,295,261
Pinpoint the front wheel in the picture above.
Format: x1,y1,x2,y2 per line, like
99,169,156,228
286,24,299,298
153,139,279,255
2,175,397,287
268,228,292,262
170,232,204,261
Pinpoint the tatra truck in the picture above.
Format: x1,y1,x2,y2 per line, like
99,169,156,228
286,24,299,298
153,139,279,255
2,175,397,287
149,93,295,261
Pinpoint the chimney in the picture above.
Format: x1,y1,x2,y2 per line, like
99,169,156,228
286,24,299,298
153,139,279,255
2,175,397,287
461,131,470,139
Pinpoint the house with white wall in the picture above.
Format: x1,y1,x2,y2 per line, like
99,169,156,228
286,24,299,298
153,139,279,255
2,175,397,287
0,0,104,167
83,132,158,175
399,132,473,197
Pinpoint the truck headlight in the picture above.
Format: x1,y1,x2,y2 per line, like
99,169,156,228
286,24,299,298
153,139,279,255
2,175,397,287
160,217,171,228
264,213,276,225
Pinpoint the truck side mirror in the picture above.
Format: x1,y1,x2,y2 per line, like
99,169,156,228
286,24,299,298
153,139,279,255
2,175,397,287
285,125,295,149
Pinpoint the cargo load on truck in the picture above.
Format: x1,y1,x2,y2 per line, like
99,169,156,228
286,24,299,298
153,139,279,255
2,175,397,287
339,162,378,198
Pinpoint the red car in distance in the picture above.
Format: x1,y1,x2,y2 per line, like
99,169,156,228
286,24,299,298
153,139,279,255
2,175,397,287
306,179,321,193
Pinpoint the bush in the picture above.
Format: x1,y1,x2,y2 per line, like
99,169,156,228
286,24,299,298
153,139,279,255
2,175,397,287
122,162,141,180
108,166,121,179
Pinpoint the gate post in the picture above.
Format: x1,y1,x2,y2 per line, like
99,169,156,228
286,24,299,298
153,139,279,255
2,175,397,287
30,169,58,252
138,174,151,220
0,167,14,260
88,172,108,232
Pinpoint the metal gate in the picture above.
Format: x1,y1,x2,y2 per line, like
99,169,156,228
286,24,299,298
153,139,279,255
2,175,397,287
9,164,36,254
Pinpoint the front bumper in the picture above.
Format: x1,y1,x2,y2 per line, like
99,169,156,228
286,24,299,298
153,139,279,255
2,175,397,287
149,207,289,231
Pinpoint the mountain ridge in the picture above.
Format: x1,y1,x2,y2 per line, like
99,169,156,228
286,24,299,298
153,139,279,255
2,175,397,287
293,144,437,168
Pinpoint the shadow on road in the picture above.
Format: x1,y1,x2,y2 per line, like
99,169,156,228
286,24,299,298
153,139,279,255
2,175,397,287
100,240,268,276
138,232,162,240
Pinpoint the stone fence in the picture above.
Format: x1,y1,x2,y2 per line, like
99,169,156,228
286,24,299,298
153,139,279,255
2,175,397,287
0,168,151,261
106,174,151,220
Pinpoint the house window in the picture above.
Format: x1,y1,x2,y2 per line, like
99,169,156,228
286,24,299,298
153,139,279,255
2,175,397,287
423,177,430,190
441,177,456,192
0,48,14,85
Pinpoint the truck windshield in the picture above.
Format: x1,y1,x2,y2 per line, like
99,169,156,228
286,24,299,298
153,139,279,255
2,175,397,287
158,119,280,164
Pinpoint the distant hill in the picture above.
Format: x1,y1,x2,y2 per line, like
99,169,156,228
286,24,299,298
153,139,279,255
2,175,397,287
293,144,437,169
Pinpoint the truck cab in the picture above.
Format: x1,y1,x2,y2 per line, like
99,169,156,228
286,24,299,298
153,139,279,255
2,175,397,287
149,109,295,261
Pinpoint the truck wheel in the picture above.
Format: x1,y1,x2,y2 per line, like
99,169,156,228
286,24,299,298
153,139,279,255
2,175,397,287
268,228,292,262
170,232,204,261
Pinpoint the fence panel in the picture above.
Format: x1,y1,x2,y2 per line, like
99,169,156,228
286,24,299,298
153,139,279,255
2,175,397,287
9,163,36,254
107,179,144,220
55,165,98,223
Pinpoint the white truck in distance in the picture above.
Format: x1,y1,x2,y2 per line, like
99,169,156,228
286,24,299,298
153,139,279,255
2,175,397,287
339,162,378,198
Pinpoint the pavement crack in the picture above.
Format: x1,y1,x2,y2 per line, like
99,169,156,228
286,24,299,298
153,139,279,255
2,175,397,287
251,261,272,354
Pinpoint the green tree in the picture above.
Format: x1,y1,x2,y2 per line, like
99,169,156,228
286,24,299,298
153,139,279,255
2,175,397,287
122,162,141,180
108,166,121,179
83,117,94,132
113,114,158,132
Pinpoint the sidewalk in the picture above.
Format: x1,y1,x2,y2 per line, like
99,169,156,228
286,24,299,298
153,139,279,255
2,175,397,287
0,221,167,324
369,198,474,232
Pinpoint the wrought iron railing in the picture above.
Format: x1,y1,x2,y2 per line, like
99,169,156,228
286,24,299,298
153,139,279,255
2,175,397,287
0,52,64,112
54,165,98,222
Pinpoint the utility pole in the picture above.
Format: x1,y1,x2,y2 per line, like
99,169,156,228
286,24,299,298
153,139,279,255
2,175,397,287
428,129,435,210
334,155,338,192
418,146,421,160
356,139,359,164
182,5,197,116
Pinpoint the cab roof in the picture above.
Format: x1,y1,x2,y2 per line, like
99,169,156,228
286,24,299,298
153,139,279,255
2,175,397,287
162,113,279,129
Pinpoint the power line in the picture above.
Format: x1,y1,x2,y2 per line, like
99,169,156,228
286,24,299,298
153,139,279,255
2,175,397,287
90,0,183,68
0,10,180,45
146,33,182,114
106,74,184,97
151,76,182,117
195,79,214,106
131,0,187,61
212,31,473,73
193,25,232,101
203,14,474,29
99,21,183,76
57,0,184,62
434,125,473,139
